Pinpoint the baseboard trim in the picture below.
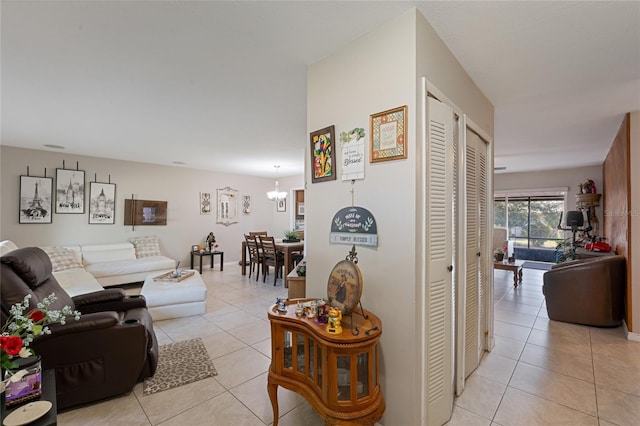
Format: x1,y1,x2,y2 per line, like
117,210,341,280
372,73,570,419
622,320,640,342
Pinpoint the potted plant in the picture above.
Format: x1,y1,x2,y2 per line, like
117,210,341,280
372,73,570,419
283,230,300,243
555,239,577,263
494,248,505,262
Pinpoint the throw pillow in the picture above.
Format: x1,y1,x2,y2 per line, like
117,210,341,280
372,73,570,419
41,246,83,272
130,235,162,258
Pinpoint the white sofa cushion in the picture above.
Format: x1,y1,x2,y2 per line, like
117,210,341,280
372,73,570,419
53,267,104,298
41,246,83,272
0,240,19,256
81,243,136,265
130,235,162,258
85,255,175,278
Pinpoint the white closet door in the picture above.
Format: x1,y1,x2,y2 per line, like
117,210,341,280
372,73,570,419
454,114,467,396
464,130,488,378
425,96,454,426
477,133,488,361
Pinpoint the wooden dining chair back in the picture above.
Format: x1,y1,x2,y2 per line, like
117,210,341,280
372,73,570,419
244,234,263,281
249,231,268,237
258,236,284,285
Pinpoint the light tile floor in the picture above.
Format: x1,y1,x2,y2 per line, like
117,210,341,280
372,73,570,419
57,265,640,425
449,266,640,426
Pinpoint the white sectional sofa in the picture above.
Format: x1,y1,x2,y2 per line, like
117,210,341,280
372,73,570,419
0,237,175,297
80,242,174,287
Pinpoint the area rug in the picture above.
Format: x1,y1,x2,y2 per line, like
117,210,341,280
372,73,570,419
143,337,217,395
522,261,553,271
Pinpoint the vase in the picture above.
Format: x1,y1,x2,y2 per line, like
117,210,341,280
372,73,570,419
495,253,504,262
4,355,42,408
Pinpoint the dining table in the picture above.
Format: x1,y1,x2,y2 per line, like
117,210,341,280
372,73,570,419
241,239,304,288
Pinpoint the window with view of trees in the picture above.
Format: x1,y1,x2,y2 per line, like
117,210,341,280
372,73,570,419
494,195,565,249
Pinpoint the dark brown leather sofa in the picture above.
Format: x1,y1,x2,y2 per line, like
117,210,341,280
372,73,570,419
542,255,625,327
1,247,158,409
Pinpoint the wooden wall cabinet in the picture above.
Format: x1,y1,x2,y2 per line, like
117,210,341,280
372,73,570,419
267,299,384,425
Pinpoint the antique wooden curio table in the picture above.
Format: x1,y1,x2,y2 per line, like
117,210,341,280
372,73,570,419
267,299,384,425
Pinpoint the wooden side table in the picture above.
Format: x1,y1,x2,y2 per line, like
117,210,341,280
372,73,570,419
267,299,384,426
494,259,524,288
1,369,57,426
190,250,224,274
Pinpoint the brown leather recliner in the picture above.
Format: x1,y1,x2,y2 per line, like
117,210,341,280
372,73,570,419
1,247,158,410
542,255,626,327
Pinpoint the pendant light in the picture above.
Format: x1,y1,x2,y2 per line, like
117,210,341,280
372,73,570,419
267,165,287,200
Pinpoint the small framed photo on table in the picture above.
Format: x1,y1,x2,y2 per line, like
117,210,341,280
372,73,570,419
192,245,199,252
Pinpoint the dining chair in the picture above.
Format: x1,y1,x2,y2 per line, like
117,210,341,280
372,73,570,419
258,236,284,285
244,234,263,281
249,231,268,237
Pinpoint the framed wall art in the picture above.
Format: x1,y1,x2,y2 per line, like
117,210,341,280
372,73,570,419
19,175,53,224
242,195,251,214
200,192,212,215
276,198,286,212
370,105,408,163
310,125,336,183
216,187,238,226
124,198,167,226
89,182,116,224
55,168,85,214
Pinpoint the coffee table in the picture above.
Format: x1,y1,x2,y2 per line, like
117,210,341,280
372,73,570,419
494,259,525,288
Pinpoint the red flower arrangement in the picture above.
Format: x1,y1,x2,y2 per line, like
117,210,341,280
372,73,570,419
1,294,80,391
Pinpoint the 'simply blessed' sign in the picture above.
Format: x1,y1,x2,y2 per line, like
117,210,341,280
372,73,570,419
330,206,378,247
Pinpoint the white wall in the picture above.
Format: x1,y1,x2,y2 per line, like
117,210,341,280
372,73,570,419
1,146,303,265
306,8,493,425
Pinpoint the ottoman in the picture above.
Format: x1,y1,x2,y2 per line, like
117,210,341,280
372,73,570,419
141,270,207,320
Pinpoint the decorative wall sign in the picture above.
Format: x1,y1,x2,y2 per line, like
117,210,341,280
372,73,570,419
330,206,378,247
340,128,365,181
200,192,212,215
310,125,336,183
55,168,85,214
370,105,408,162
89,182,116,224
19,176,53,224
216,187,238,226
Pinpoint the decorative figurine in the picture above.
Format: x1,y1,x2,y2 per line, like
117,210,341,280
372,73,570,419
276,298,287,313
206,232,216,251
326,307,343,334
295,302,304,318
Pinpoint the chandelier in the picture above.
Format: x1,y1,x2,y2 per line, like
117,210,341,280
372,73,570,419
267,165,287,200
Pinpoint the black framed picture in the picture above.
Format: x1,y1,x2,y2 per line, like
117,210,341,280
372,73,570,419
88,182,116,224
55,168,85,214
19,176,53,224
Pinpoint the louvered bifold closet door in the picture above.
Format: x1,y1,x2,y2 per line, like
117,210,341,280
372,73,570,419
425,97,454,426
464,130,482,378
477,133,488,362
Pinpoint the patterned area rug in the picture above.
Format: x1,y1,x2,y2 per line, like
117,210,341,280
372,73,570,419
143,337,217,396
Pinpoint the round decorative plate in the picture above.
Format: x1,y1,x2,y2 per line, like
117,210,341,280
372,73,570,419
327,260,363,315
3,401,52,426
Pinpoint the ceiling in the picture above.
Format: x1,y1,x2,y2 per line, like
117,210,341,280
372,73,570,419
2,1,639,178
